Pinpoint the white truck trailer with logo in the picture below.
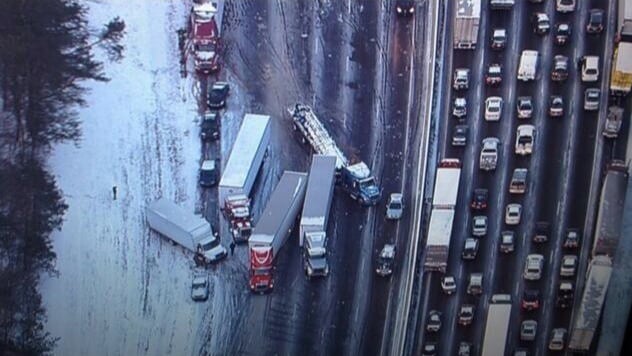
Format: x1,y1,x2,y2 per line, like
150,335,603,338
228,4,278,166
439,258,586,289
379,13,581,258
300,155,337,278
569,256,613,351
218,114,270,206
454,0,481,49
424,159,461,272
481,294,512,356
146,198,226,262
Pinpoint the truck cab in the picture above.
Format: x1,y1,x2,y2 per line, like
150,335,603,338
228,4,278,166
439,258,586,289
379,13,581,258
224,194,252,243
249,246,274,293
190,2,220,73
376,244,396,276
341,162,381,206
304,231,329,278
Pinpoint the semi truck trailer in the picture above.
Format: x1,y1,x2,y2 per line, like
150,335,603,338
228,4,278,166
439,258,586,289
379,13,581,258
249,171,308,293
454,0,481,49
592,160,628,257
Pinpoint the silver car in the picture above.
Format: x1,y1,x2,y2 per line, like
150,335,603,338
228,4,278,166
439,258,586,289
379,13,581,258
191,272,209,302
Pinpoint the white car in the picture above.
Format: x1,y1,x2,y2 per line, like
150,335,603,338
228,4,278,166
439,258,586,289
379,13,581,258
505,203,522,225
386,193,403,220
441,275,457,294
524,254,544,280
549,328,567,350
485,96,503,121
560,255,578,277
191,272,209,301
515,125,535,155
472,215,488,237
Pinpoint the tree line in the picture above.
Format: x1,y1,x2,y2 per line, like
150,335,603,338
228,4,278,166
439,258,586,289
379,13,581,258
0,0,124,354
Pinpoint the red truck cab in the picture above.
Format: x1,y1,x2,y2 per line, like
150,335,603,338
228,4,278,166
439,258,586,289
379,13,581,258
191,3,220,73
250,246,274,292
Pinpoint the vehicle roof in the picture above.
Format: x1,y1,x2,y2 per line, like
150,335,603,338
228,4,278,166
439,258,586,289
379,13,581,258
381,244,396,257
201,160,216,170
301,155,337,221
389,193,403,202
518,125,535,134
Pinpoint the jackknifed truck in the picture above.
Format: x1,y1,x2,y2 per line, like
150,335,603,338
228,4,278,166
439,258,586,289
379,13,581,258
249,171,308,293
454,0,481,49
146,198,227,263
219,113,270,242
424,159,461,272
300,155,337,278
290,104,381,206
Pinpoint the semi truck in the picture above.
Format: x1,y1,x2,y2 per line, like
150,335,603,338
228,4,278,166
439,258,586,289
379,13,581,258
290,104,381,206
518,50,538,81
610,22,632,96
454,0,481,49
300,155,337,278
146,198,227,262
424,159,461,272
249,171,308,293
569,256,613,351
592,160,628,257
190,1,222,73
481,294,512,356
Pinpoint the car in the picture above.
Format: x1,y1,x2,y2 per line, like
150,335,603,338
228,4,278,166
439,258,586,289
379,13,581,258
452,125,468,146
522,289,541,310
207,81,230,109
376,244,396,276
485,96,503,121
426,310,442,332
453,97,467,118
471,188,488,210
549,328,567,351
467,273,483,295
551,55,569,81
500,231,515,253
521,320,538,341
524,254,544,280
560,255,578,277
422,342,437,356
516,96,533,119
557,0,576,13
458,305,474,326
604,106,624,138
509,168,527,194
533,12,550,34
472,215,487,237
564,228,579,249
386,193,403,219
191,272,209,301
556,282,574,308
199,159,219,187
454,68,470,90
515,125,535,155
200,111,220,141
581,55,600,82
505,203,522,225
486,63,502,85
584,88,600,111
549,95,564,117
491,28,507,50
533,221,550,243
480,137,500,171
587,9,604,34
395,0,415,16
458,342,472,356
462,238,479,260
555,23,571,45
441,275,456,294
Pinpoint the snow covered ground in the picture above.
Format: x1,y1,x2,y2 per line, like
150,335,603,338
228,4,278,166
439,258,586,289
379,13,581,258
39,1,246,355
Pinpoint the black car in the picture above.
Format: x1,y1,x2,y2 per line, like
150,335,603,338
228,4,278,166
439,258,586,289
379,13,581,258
199,159,219,187
516,96,533,119
532,12,550,35
200,111,220,141
395,0,415,16
452,125,468,146
522,289,541,310
555,23,571,45
471,188,488,210
587,9,604,34
556,282,574,308
533,221,549,243
207,82,230,109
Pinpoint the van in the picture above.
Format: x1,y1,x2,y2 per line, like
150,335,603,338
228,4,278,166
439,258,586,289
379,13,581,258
581,56,599,82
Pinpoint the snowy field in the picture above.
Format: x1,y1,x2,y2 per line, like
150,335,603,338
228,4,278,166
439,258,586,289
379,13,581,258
39,1,246,355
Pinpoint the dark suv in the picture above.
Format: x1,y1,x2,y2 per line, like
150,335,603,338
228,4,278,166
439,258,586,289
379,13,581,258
587,9,604,34
471,189,488,210
522,289,541,310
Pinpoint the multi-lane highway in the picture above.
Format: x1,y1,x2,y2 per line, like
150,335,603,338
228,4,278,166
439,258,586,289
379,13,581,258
411,0,621,354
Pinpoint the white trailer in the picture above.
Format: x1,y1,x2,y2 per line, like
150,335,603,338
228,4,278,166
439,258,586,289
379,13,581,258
569,256,613,351
481,295,512,356
431,158,461,208
517,50,538,81
300,155,337,247
218,114,270,205
592,161,628,257
248,171,308,292
454,0,481,49
146,198,226,262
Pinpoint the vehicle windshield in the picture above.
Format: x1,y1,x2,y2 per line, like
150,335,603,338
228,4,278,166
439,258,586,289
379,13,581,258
253,268,270,276
192,280,206,288
359,178,376,189
201,238,219,251
389,202,402,210
195,42,217,53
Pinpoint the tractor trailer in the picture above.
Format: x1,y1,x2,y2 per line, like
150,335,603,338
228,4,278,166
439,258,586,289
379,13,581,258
249,171,308,293
592,160,628,257
300,155,337,278
146,198,226,262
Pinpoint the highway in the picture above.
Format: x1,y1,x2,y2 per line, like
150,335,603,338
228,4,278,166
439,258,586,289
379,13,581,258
412,0,621,355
